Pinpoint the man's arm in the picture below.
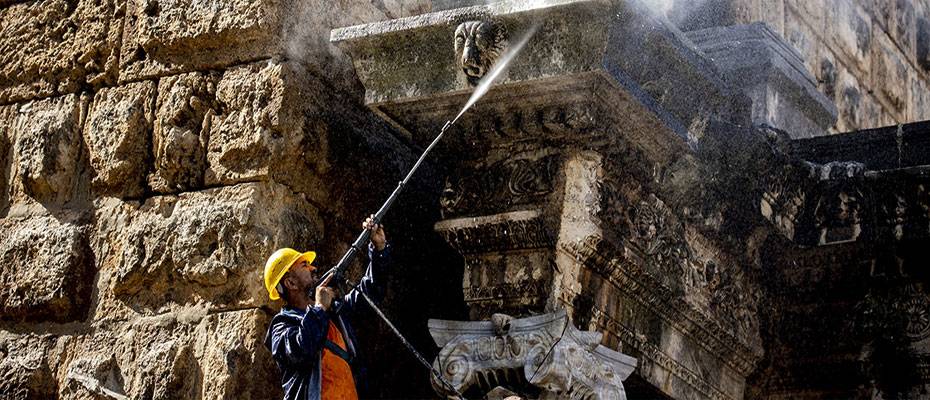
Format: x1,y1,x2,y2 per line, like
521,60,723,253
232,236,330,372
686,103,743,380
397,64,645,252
268,306,330,366
342,242,391,311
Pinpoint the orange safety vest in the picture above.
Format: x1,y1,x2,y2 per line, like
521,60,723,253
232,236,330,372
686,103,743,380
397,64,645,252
321,321,358,400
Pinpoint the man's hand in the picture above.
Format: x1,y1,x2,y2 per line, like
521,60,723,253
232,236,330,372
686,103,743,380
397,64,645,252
315,286,335,311
364,214,387,251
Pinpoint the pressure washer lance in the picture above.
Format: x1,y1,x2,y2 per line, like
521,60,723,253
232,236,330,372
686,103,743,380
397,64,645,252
310,119,467,400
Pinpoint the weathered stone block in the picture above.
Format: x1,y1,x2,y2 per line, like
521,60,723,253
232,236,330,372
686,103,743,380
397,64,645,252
785,9,823,87
0,333,60,399
919,17,930,70
835,64,866,131
7,94,87,209
828,0,872,77
868,0,894,32
57,306,282,399
687,23,837,137
860,93,883,130
61,352,135,399
150,59,417,217
149,71,221,194
119,0,391,87
786,0,824,33
204,61,310,187
122,320,203,399
893,0,917,60
0,0,123,104
120,0,286,81
872,29,910,115
84,82,156,199
0,216,92,321
95,182,323,311
192,309,280,399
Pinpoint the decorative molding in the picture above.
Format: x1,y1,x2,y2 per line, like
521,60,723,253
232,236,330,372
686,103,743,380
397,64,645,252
464,280,548,303
902,284,930,341
440,154,559,218
589,307,735,400
429,310,637,400
435,210,555,254
451,103,599,148
560,236,762,376
596,179,760,342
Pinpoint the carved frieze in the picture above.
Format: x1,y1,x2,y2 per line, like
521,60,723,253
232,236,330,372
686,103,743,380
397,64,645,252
440,154,559,218
429,310,637,400
560,236,762,377
463,280,548,305
901,284,930,341
762,121,930,247
456,103,599,145
596,176,760,340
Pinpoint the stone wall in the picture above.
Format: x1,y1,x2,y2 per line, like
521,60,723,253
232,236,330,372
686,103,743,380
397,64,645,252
666,0,930,132
0,0,456,399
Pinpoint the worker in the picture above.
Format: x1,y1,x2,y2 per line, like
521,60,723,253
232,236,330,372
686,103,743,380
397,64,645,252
263,215,390,400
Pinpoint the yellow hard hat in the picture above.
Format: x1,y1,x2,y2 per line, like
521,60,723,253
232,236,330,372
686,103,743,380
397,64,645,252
263,248,317,300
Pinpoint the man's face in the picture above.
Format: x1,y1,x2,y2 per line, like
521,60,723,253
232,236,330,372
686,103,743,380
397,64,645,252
284,259,320,293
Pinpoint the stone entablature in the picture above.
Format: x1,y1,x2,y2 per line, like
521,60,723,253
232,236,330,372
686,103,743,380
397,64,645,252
333,1,770,399
760,121,930,247
429,310,637,399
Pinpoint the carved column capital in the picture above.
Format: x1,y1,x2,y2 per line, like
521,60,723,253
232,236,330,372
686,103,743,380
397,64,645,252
429,310,636,400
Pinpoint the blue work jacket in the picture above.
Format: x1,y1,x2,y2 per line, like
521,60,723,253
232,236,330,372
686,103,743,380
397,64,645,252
264,243,391,400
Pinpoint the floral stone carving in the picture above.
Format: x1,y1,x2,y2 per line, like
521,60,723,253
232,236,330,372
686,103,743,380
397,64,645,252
429,310,636,399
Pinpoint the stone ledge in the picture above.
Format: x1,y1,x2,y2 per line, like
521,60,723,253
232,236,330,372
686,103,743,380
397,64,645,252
688,22,838,138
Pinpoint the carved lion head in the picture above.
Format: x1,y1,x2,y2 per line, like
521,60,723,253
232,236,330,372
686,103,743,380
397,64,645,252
454,20,508,85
